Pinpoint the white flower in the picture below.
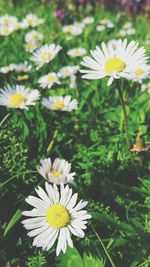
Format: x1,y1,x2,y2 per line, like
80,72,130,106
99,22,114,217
0,14,18,27
24,41,38,53
80,39,148,86
96,24,106,32
0,85,40,109
42,96,78,111
22,183,91,255
99,18,114,28
130,64,150,83
58,66,79,78
0,64,14,74
62,24,83,36
119,28,135,36
31,44,62,69
141,82,150,93
82,16,95,25
38,158,76,184
0,25,14,36
20,13,44,28
67,48,87,58
11,62,32,72
38,72,60,89
25,30,43,43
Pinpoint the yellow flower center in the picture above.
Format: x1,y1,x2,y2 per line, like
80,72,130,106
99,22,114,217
54,101,65,109
47,74,55,82
135,68,144,76
2,28,9,34
16,75,29,81
51,169,62,177
105,57,126,74
41,52,51,61
73,49,80,56
46,204,70,228
10,93,25,107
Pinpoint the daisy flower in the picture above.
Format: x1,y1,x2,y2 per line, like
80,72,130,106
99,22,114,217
38,72,60,89
20,13,44,28
31,44,62,69
0,14,18,27
67,48,87,58
24,41,38,53
22,183,91,255
80,39,148,86
25,30,43,43
82,16,95,25
42,96,78,111
11,62,32,72
0,64,14,74
58,66,79,78
62,24,83,36
38,157,76,184
131,64,150,83
0,25,14,36
0,85,40,109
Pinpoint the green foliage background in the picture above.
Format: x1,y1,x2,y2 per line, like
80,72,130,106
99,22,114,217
0,1,150,266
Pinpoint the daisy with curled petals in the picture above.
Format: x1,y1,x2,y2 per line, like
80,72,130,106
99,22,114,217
38,157,75,184
42,96,78,111
62,24,83,36
31,44,62,69
0,85,40,109
38,72,60,89
67,48,87,58
80,39,148,86
22,183,91,255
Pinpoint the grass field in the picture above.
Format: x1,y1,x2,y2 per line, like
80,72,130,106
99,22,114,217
0,1,150,266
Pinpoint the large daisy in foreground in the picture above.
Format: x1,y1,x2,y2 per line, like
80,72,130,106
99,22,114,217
0,85,40,109
38,157,76,184
22,183,91,255
31,44,62,69
80,39,147,86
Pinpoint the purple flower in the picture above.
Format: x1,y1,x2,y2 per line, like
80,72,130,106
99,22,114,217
55,9,65,22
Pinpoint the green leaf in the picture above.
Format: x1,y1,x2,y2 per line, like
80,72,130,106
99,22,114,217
56,247,84,267
91,212,137,236
3,209,22,237
83,253,105,267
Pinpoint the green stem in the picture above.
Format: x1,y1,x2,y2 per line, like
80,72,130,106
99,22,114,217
90,222,116,267
47,129,58,153
0,113,10,127
0,171,37,188
115,80,130,149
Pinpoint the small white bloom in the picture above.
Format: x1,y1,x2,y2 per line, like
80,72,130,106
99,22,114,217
38,157,75,184
80,39,148,86
141,82,150,93
0,64,14,74
11,62,32,72
67,48,87,58
42,96,78,111
62,24,83,36
25,30,43,43
96,24,105,32
58,66,79,78
22,183,91,255
0,85,40,109
82,16,95,25
24,41,38,53
0,25,14,36
38,72,60,89
130,64,150,83
20,13,44,28
31,44,62,69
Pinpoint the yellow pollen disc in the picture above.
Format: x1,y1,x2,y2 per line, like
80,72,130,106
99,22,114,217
41,52,51,61
135,68,144,76
10,93,25,107
2,28,9,34
16,75,29,81
105,57,126,74
54,101,65,109
46,204,70,228
73,49,80,56
47,75,55,82
51,169,62,177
